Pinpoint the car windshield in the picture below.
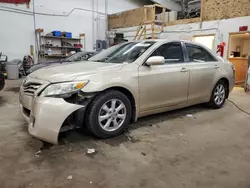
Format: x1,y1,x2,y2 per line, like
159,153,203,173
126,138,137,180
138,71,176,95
65,52,92,62
89,41,155,63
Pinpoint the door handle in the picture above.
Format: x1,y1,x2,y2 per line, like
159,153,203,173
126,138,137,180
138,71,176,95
180,68,188,72
214,65,219,69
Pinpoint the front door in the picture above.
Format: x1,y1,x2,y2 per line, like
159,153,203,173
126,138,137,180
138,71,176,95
139,42,189,113
184,43,219,102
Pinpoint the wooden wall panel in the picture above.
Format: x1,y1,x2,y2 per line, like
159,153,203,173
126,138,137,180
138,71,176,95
108,7,146,29
203,0,250,21
165,18,200,26
108,0,250,29
145,7,155,21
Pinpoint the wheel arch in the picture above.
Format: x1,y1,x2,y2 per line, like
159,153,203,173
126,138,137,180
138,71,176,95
102,86,137,122
216,77,230,98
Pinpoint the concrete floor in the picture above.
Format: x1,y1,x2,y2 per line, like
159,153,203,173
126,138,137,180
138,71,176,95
0,80,250,188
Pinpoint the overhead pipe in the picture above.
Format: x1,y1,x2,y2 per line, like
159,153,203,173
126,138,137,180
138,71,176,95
0,5,106,17
92,0,95,50
0,7,32,15
105,0,108,46
32,0,38,63
96,0,99,40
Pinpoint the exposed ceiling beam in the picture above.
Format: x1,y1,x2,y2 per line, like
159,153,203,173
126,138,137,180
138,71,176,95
151,0,181,11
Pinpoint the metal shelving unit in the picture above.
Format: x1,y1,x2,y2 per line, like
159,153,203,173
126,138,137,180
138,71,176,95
41,35,82,41
35,29,86,62
40,44,82,50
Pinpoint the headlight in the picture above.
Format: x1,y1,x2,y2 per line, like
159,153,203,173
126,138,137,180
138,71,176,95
40,81,88,97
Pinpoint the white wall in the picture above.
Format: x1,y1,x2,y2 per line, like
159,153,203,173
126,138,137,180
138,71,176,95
193,35,215,50
107,0,146,14
243,40,250,55
111,16,250,59
0,10,34,61
0,0,143,61
160,16,250,59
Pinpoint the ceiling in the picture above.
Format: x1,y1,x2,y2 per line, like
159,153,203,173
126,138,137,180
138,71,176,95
150,0,181,11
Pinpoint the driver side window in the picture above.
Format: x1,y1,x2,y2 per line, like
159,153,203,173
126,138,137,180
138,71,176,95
151,42,184,64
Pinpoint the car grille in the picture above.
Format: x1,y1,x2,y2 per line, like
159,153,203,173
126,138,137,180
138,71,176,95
23,82,42,96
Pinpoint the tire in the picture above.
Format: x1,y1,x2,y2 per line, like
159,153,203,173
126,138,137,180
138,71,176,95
208,80,227,109
85,90,132,138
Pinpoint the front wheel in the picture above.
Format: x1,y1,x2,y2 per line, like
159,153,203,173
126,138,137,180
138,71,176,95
208,80,227,109
85,90,132,138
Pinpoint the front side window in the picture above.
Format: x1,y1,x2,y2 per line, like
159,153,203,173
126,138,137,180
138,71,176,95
151,42,184,63
89,42,155,64
186,44,217,62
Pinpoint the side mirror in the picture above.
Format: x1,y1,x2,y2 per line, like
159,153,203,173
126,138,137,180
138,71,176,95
145,56,165,66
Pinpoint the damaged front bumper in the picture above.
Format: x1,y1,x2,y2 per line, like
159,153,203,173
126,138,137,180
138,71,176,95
19,85,92,144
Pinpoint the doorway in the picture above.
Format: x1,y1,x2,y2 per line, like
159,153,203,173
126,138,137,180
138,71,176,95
228,32,250,85
192,34,215,50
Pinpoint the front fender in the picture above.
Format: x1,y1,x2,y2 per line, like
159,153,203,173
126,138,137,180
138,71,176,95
76,63,140,119
82,81,140,121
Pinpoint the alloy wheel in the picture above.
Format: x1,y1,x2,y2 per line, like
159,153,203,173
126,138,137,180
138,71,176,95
98,99,127,132
214,84,225,105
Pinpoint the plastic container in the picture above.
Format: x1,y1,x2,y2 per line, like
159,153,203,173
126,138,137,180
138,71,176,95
47,48,52,56
6,59,20,80
74,44,83,48
52,31,62,37
62,32,72,38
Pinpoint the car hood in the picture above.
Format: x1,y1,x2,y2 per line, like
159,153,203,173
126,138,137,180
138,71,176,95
27,63,50,73
29,61,125,82
27,61,68,73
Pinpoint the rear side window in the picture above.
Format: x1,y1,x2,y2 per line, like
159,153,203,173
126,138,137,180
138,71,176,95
186,44,217,62
151,42,184,63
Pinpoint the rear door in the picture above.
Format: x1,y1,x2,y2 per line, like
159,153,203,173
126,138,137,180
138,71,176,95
184,43,219,102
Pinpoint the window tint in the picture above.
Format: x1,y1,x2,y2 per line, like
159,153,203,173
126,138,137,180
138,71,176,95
151,42,184,63
89,42,155,63
207,52,217,61
186,44,217,62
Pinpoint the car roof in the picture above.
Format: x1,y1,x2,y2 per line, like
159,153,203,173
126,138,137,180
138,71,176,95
135,39,218,58
135,39,201,45
122,39,203,47
123,39,215,55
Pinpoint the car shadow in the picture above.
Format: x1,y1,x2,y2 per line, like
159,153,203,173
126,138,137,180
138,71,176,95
130,103,211,129
4,87,20,93
57,104,211,146
0,96,7,105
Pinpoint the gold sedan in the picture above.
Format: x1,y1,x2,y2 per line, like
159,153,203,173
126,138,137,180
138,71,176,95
19,40,235,144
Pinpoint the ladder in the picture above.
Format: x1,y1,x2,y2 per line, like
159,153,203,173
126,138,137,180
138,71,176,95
134,4,166,40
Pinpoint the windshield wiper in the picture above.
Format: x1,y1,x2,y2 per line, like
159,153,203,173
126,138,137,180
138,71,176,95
60,60,71,63
93,60,105,62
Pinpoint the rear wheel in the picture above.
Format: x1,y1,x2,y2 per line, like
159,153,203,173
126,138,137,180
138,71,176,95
209,80,227,109
85,90,132,138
